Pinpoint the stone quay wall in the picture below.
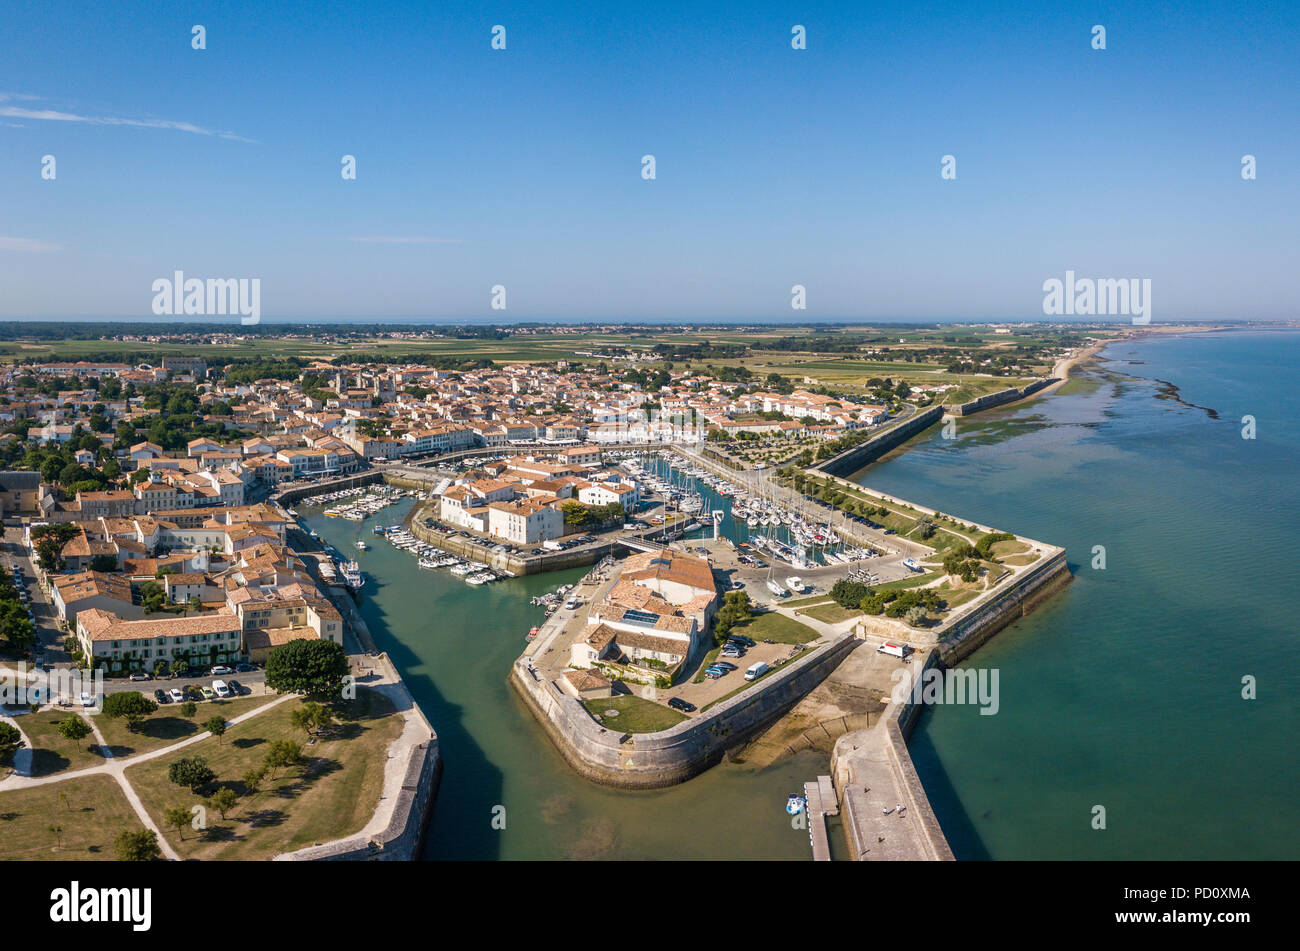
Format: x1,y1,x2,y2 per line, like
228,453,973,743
814,406,945,478
511,633,859,788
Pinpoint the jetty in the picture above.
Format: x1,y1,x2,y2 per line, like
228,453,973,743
802,774,838,861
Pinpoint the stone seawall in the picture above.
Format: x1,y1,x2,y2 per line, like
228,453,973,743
935,549,1071,665
814,406,945,478
947,377,1057,416
511,633,859,788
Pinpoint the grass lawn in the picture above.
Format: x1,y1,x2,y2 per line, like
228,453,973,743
15,711,105,776
985,565,1012,585
800,602,862,624
785,594,832,607
0,774,144,861
873,571,943,593
582,694,686,733
126,689,404,860
732,611,820,644
934,584,982,613
94,695,272,756
990,539,1030,557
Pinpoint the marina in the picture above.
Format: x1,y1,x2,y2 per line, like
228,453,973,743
297,495,826,861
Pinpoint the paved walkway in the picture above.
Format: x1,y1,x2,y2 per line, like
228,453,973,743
0,693,299,860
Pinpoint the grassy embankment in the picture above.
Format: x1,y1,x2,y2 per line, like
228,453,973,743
125,690,403,860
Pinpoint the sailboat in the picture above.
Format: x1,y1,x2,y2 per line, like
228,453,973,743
765,558,789,599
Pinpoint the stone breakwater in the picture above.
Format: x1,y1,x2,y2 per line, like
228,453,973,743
947,377,1057,416
510,633,860,788
814,406,945,478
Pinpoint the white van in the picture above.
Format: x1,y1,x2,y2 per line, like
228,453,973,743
744,661,769,681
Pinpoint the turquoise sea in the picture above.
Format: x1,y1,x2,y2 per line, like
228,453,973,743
858,330,1300,860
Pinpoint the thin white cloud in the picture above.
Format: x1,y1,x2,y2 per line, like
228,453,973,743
0,237,62,253
0,92,252,142
347,236,465,244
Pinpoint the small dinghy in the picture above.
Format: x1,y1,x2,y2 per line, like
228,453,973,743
786,794,806,816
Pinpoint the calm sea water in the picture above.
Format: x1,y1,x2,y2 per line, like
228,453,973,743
854,330,1300,860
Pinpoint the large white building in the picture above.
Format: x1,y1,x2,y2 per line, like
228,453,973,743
487,498,563,545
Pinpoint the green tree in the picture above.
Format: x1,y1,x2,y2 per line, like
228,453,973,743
114,828,161,861
265,639,349,701
101,691,157,733
242,765,266,793
179,701,197,718
206,785,239,821
204,716,227,743
0,722,26,765
55,715,92,743
163,805,192,841
167,756,216,793
289,701,336,740
263,739,303,780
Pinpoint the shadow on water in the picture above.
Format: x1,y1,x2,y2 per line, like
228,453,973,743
907,706,991,861
352,560,506,861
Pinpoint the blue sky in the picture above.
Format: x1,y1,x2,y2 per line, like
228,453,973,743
2,0,1297,322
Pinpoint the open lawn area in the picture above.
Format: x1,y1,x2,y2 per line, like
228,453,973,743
0,774,143,861
582,694,686,733
732,610,820,644
94,695,271,756
126,689,404,860
14,711,106,777
799,602,862,624
785,594,832,607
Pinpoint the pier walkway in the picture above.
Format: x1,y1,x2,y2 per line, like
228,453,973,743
803,774,838,861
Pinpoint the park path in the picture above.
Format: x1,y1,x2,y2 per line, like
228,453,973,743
0,694,297,860
76,708,181,861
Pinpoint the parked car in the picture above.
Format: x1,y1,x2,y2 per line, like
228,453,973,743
728,635,756,647
211,680,231,698
79,691,94,707
226,679,245,696
200,686,216,701
234,663,257,673
712,661,738,671
169,688,185,703
705,665,730,678
128,671,151,682
154,689,169,704
667,697,696,713
210,665,233,676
